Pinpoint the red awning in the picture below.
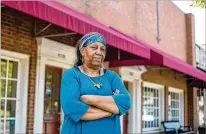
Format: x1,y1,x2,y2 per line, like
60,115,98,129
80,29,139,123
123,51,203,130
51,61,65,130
109,32,206,82
163,53,206,82
1,1,150,59
151,47,206,82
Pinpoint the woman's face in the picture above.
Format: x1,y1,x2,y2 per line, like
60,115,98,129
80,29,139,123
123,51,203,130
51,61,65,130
81,42,106,67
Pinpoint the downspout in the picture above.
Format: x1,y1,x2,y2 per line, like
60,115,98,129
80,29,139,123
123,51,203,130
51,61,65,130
156,0,161,43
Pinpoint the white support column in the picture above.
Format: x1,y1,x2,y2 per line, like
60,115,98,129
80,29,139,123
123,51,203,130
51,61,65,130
136,80,142,133
120,66,146,134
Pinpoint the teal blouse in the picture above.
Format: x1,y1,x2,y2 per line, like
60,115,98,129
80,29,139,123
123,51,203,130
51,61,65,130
60,67,131,134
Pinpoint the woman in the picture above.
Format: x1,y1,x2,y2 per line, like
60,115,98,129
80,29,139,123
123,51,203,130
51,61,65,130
60,32,131,134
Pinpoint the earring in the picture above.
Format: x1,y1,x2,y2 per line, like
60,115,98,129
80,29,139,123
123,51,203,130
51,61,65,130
81,56,84,63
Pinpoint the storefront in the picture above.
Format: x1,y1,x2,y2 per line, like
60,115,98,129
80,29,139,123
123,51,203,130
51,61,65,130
1,1,206,134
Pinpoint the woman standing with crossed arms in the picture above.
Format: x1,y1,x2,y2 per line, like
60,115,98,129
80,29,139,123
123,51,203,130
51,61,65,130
60,32,131,134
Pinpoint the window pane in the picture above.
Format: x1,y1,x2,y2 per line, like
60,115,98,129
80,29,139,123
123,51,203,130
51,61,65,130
46,71,53,86
151,88,154,97
8,61,18,79
151,121,154,127
1,100,5,118
144,121,147,128
171,92,174,99
1,60,7,77
0,120,4,133
154,119,157,127
6,100,16,118
157,109,159,117
154,89,156,97
154,99,156,107
157,119,159,127
154,109,158,117
148,88,150,97
144,97,147,106
6,120,15,134
177,94,179,100
148,120,150,127
7,81,17,98
1,80,6,97
156,90,159,97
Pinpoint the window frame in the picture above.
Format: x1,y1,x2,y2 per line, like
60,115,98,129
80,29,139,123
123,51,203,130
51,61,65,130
1,49,30,133
142,82,165,132
168,87,184,125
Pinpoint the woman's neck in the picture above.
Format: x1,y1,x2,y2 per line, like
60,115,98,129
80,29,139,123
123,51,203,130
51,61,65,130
81,64,100,75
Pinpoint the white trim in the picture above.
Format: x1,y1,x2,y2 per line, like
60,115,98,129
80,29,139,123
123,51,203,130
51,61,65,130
168,87,183,93
142,129,164,134
168,87,184,125
1,50,30,60
143,81,164,89
1,49,30,134
34,38,75,133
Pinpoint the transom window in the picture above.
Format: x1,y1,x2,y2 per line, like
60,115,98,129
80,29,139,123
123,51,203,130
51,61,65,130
1,58,18,134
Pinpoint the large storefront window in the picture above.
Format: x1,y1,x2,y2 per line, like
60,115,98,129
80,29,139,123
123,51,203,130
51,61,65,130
142,82,164,131
0,59,18,134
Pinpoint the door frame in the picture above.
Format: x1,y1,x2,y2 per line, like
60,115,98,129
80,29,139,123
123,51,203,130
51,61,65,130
33,38,76,133
1,49,30,133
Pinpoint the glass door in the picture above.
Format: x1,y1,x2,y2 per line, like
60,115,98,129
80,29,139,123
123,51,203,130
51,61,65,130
43,66,62,134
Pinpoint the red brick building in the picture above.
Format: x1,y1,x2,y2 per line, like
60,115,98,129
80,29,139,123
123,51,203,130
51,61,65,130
1,1,205,134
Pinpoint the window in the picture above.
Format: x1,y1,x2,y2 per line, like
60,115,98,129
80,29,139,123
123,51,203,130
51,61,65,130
168,92,180,121
1,59,18,134
196,45,206,71
1,50,29,133
168,87,184,125
142,82,164,131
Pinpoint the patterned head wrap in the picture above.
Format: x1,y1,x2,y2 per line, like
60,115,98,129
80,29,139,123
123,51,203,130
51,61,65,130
78,32,107,50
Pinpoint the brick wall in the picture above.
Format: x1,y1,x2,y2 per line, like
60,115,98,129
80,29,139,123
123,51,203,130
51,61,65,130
1,7,37,133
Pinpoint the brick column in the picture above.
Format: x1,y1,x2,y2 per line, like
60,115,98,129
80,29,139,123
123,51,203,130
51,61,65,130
187,87,198,133
185,13,196,66
164,86,169,121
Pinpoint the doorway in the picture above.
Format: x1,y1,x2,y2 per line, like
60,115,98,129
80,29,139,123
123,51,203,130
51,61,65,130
43,66,62,134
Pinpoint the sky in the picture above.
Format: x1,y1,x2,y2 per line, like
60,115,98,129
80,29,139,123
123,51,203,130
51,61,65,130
172,1,206,46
